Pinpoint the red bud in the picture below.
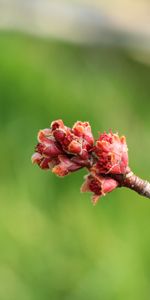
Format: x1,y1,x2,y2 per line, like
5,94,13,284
95,132,128,174
81,173,118,204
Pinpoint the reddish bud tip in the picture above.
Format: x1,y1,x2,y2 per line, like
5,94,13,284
73,121,94,147
51,119,65,131
68,140,82,155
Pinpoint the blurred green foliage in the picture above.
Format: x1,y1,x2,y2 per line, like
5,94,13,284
0,32,150,300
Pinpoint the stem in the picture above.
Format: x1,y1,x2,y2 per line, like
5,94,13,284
112,171,150,199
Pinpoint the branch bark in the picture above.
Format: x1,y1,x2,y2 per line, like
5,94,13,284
112,171,150,199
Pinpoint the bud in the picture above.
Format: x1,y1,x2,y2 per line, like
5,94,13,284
37,129,62,157
51,120,78,152
95,132,128,174
51,119,65,131
31,152,56,170
81,172,118,204
72,121,94,159
32,127,62,170
51,120,94,160
52,155,82,176
72,121,94,148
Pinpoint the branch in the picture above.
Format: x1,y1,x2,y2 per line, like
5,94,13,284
123,172,150,198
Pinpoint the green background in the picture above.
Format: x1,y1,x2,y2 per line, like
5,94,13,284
0,32,150,300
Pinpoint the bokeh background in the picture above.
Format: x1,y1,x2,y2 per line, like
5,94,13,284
0,1,150,299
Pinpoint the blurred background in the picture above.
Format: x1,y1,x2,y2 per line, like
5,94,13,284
0,1,150,299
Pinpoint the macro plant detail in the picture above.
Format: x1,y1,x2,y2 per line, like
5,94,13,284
32,120,150,204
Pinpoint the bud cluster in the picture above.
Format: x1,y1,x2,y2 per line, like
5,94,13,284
32,120,94,177
32,120,129,204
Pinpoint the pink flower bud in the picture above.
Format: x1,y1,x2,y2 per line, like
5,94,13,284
31,153,56,170
81,172,118,204
37,129,62,157
95,132,128,174
51,119,65,131
72,121,94,146
32,127,63,170
51,120,74,151
51,120,94,160
72,121,94,159
52,155,81,177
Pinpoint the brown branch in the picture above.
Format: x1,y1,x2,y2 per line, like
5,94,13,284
112,171,150,199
